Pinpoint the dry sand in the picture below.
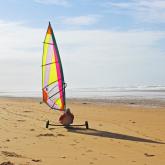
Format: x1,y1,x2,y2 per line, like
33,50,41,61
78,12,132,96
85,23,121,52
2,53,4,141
0,97,165,165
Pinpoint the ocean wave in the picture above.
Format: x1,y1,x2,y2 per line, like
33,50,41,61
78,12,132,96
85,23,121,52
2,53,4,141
0,85,165,100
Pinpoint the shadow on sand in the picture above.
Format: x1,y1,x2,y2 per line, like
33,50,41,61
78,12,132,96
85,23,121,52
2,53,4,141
67,127,164,144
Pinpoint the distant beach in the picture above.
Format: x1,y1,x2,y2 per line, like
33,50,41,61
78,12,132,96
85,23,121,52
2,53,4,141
1,85,165,107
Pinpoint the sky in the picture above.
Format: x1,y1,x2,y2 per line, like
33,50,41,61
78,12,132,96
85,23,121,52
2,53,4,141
0,0,165,94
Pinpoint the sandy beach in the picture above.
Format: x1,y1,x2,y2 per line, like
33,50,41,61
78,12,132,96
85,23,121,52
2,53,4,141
0,97,165,165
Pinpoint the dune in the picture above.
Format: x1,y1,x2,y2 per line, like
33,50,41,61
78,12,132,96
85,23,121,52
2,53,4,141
0,97,165,165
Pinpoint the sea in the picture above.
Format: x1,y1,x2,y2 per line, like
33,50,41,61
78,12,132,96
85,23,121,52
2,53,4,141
0,85,165,101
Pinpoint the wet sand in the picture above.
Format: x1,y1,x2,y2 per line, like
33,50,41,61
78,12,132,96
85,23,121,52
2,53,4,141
0,97,165,165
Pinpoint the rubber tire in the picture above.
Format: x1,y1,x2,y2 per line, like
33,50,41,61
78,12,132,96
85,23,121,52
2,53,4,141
46,120,49,128
85,121,89,129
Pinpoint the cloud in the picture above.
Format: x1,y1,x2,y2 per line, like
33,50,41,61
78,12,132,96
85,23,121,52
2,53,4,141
53,29,165,88
34,0,70,6
0,20,43,92
0,21,43,63
0,20,165,94
105,0,165,23
60,15,100,26
106,2,133,9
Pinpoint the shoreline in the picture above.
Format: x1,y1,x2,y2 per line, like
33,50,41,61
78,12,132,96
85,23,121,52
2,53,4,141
0,96,165,108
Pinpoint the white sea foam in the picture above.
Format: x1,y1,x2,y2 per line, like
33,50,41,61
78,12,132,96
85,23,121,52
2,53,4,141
0,85,165,100
66,86,165,100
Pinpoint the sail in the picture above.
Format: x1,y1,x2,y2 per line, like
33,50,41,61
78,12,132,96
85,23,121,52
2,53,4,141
42,22,66,111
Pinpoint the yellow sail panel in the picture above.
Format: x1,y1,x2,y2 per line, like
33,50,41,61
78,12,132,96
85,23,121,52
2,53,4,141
48,55,57,85
55,98,62,108
42,34,50,86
